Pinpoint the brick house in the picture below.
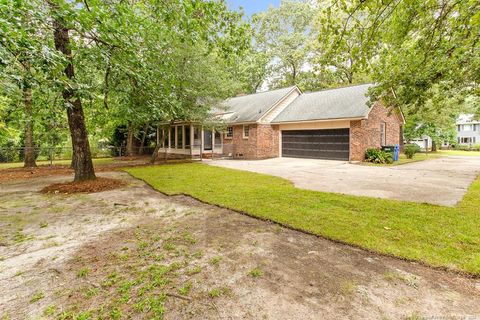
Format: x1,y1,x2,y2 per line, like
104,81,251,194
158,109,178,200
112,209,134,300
155,84,405,161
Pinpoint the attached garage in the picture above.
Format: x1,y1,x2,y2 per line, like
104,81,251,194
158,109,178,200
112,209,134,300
281,128,350,160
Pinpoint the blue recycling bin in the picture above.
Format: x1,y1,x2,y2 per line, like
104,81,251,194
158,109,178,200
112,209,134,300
394,144,400,161
381,145,400,162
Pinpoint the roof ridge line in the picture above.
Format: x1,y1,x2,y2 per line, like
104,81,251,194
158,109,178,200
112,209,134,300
228,85,297,100
302,83,373,95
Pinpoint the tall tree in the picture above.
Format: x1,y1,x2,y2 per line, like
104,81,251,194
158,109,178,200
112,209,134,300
0,0,48,167
48,1,95,181
312,1,375,85
253,0,316,89
329,0,480,123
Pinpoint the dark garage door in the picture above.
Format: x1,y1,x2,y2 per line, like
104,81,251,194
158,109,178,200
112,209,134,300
281,129,350,160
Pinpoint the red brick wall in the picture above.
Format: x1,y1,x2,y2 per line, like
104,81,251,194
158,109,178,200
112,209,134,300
350,103,404,161
222,124,279,159
256,124,279,159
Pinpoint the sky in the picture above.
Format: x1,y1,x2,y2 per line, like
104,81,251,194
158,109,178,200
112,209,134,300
226,0,281,16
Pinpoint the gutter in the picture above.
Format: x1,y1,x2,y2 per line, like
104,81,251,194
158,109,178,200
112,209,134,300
270,116,367,125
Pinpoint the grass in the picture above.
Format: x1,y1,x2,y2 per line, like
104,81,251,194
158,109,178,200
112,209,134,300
248,267,262,278
438,150,480,156
363,152,443,166
0,157,114,170
56,223,224,319
30,292,45,303
126,163,480,275
77,267,90,278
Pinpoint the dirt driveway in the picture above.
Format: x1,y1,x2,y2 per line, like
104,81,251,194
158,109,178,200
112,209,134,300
1,171,479,319
206,156,480,206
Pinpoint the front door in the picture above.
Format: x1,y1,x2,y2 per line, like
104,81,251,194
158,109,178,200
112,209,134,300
204,130,213,150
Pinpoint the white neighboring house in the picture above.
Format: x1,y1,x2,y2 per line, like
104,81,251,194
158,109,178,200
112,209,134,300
456,114,480,146
410,135,432,150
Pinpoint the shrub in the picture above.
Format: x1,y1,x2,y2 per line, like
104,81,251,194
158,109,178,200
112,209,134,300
365,148,393,164
404,144,420,159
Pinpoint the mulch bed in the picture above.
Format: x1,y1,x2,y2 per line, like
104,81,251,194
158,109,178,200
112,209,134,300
0,161,148,183
0,165,74,183
41,177,126,194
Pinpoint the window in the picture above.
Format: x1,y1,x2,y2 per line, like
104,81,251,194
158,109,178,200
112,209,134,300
214,130,221,148
460,137,474,144
225,126,233,138
185,126,191,149
380,122,386,146
193,126,201,148
243,125,250,139
162,129,168,148
169,126,175,148
177,125,183,149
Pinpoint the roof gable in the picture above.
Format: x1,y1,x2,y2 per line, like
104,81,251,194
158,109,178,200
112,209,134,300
218,86,297,123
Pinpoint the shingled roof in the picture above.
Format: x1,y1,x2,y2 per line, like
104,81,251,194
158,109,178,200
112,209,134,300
217,86,297,123
271,84,373,123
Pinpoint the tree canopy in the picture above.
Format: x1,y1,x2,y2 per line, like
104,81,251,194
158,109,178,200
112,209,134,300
1,0,479,172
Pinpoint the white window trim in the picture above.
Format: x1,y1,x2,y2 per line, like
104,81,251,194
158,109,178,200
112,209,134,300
225,126,233,139
380,122,386,146
243,125,250,139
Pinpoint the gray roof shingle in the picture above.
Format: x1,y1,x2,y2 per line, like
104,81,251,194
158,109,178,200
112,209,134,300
217,86,296,123
272,84,373,123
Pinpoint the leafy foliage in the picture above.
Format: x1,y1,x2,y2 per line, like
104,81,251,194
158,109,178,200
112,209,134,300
0,0,252,169
365,148,393,164
404,144,421,159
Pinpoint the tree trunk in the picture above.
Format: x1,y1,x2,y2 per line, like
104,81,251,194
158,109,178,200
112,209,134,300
432,140,437,152
23,86,36,168
138,122,149,155
51,7,95,182
126,121,134,156
150,144,160,164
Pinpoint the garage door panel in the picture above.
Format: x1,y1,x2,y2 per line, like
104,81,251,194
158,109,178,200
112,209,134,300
282,129,350,160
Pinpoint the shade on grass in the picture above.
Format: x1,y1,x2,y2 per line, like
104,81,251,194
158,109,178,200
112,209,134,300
126,163,480,275
0,158,114,170
363,153,443,166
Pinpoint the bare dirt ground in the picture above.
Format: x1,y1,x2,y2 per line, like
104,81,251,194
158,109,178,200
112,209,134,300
1,171,479,319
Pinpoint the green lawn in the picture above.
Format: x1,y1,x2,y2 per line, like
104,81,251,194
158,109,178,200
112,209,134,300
363,152,444,166
0,158,114,170
438,150,480,157
126,163,480,276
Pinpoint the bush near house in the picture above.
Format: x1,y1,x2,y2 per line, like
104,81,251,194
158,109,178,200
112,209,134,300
364,148,393,164
404,144,420,159
451,144,480,152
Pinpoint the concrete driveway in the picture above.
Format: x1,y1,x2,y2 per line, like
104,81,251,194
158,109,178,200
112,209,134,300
206,156,480,206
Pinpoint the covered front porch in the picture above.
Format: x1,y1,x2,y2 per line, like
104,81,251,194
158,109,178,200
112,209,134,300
155,123,224,158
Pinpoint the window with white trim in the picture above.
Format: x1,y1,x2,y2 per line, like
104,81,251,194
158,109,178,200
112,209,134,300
460,137,474,144
380,122,386,146
243,125,250,139
225,126,233,138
